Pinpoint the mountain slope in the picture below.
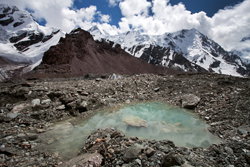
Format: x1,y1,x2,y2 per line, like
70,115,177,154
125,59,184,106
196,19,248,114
27,28,176,78
90,26,250,77
0,4,65,81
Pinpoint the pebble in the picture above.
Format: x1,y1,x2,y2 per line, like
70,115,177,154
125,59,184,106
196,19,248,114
41,99,51,104
31,99,41,107
56,105,65,110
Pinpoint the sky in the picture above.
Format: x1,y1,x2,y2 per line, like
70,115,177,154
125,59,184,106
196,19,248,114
2,0,250,52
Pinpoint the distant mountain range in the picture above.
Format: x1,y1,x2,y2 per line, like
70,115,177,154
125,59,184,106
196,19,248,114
89,25,250,77
0,4,249,81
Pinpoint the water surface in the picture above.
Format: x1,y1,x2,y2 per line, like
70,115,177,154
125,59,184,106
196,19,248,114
38,102,220,160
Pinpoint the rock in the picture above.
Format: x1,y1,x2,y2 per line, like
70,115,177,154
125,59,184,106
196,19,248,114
224,146,234,155
11,103,27,113
31,99,40,107
205,117,210,121
27,133,38,140
237,125,250,135
245,151,250,164
181,161,194,167
41,99,51,104
161,152,184,167
56,105,65,110
125,99,130,103
0,147,21,156
108,73,122,80
181,94,200,109
76,100,88,110
96,78,101,82
36,129,46,133
162,124,180,133
145,147,155,157
122,115,148,128
60,153,103,167
123,143,144,162
7,113,20,119
135,159,142,165
154,87,160,92
80,91,89,96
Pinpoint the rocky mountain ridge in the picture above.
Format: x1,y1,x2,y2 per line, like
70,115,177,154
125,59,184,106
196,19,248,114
89,26,250,77
28,28,176,78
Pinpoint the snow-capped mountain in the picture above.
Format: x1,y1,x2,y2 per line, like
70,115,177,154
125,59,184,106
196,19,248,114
0,4,65,81
89,26,250,77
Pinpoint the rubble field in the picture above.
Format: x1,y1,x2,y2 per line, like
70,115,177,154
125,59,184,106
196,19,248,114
0,73,250,167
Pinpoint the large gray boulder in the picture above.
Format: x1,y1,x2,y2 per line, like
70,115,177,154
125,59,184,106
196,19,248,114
181,94,200,109
123,143,144,162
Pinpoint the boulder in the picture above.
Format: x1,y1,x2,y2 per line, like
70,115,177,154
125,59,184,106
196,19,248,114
123,143,144,162
181,94,200,109
60,153,103,167
122,115,148,128
161,152,184,167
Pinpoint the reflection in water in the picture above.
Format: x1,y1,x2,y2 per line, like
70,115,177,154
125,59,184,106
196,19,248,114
38,102,221,160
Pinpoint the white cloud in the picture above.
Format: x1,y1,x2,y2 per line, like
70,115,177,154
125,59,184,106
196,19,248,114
119,0,151,17
98,13,111,23
209,0,250,51
1,0,111,32
2,0,250,54
116,0,250,53
108,0,122,7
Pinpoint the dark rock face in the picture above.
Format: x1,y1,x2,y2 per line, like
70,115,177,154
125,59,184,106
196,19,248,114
14,32,44,51
132,44,208,73
31,28,176,77
9,32,27,43
0,16,14,26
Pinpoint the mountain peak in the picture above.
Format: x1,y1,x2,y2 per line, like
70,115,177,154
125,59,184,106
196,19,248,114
0,4,19,13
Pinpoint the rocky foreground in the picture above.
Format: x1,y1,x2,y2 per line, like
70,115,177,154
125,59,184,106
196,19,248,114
0,73,250,166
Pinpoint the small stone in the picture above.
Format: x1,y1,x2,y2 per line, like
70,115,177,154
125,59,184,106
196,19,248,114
224,146,234,155
41,99,51,104
17,133,26,139
36,129,46,133
149,162,155,166
20,124,26,127
76,101,88,111
125,99,130,103
80,91,89,96
56,105,65,110
27,133,38,140
108,148,114,154
22,141,29,145
205,117,210,120
11,103,27,113
31,99,41,107
145,147,155,157
7,113,20,119
135,159,141,165
25,152,30,157
154,87,160,92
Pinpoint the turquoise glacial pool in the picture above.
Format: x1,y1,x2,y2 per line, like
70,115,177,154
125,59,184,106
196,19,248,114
38,102,221,159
